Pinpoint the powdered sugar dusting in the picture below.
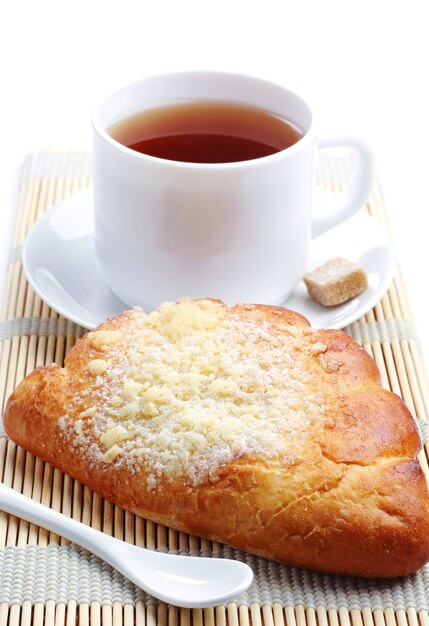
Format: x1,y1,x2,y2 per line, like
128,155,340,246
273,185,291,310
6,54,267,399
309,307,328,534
62,300,335,489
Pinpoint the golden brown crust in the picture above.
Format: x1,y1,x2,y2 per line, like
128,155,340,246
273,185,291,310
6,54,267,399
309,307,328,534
4,300,429,578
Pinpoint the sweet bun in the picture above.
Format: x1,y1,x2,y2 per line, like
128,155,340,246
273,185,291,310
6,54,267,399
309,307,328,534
4,299,429,577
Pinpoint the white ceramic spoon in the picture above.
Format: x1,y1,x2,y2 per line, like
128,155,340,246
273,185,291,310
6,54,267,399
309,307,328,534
0,483,253,608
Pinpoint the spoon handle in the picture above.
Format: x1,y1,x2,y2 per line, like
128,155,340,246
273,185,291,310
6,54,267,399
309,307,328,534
0,482,123,561
0,482,254,608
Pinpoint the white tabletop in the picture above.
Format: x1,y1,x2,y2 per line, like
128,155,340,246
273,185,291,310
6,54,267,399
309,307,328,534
1,0,428,355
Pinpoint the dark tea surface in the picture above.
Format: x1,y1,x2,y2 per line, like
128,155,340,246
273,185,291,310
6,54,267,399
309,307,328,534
109,102,302,163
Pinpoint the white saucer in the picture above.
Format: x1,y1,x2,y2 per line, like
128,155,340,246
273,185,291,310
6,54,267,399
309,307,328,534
23,188,395,330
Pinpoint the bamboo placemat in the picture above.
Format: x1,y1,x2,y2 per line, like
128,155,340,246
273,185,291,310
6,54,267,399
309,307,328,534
1,149,429,626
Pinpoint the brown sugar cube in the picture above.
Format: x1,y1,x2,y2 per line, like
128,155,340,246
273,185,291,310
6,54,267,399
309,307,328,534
303,257,368,306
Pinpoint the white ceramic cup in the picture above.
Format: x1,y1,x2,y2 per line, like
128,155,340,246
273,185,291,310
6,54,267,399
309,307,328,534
92,71,374,310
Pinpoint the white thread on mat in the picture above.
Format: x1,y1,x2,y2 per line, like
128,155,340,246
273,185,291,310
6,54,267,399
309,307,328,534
0,317,418,346
14,150,345,191
0,317,85,436
8,245,22,264
1,544,429,610
20,151,92,181
417,420,429,444
316,150,354,185
0,317,85,341
21,150,355,193
344,319,422,353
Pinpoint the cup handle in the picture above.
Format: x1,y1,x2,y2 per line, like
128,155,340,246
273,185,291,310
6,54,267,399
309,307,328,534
311,138,375,238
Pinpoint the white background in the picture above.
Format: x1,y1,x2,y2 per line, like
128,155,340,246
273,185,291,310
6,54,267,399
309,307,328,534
1,0,428,353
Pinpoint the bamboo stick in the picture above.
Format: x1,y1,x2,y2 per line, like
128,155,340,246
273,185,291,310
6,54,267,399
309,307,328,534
65,600,77,626
55,603,66,626
5,443,26,546
373,609,387,626
90,602,101,626
305,608,318,626
113,602,123,626
80,602,90,626
419,610,429,626
0,604,9,626
317,607,329,626
158,604,168,626
146,605,157,626
7,605,21,626
46,600,56,626
295,606,307,626
215,606,227,626
238,605,251,626
102,605,113,626
20,601,33,626
284,606,297,626
33,603,45,626
124,605,134,626
228,603,240,626
0,436,9,548
338,608,351,626
384,608,398,626
396,611,410,626
351,611,364,626
135,602,145,626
